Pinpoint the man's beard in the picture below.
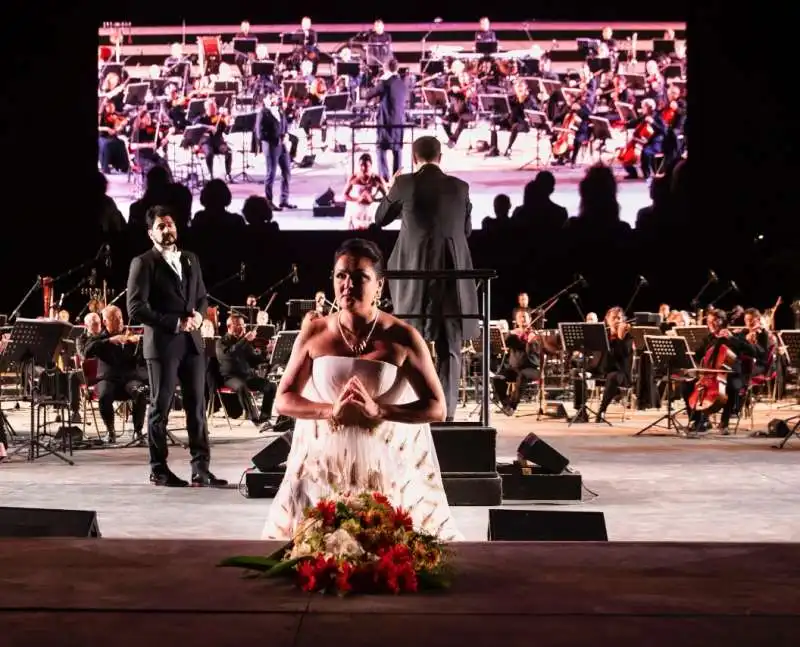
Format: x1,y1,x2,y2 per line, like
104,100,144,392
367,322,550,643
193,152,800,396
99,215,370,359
160,233,176,246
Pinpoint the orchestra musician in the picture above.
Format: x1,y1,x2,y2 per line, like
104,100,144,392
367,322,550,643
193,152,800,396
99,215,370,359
661,84,686,168
216,313,277,432
76,312,103,358
297,16,320,73
367,19,393,65
192,99,233,182
363,58,407,181
681,309,757,434
622,98,665,180
492,310,541,417
99,72,126,112
740,308,771,378
83,306,148,445
98,100,130,174
131,109,172,181
475,17,497,45
595,306,634,423
256,93,295,211
489,79,537,158
442,62,475,148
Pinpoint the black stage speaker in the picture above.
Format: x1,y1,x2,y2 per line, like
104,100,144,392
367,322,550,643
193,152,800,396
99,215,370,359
488,509,608,541
517,433,570,474
252,430,293,472
0,507,101,538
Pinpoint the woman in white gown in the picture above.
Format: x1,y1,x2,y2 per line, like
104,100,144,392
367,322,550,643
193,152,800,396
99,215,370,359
342,154,388,231
262,238,462,541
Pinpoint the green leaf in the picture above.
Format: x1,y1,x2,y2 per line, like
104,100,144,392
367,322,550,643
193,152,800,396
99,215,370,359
266,556,309,577
265,543,292,562
218,555,281,571
416,570,452,590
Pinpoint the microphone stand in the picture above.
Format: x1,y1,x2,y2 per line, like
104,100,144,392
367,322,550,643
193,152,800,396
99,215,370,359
569,294,586,321
9,277,42,321
420,20,440,72
207,294,232,310
709,282,737,307
623,280,647,315
530,275,587,326
208,270,244,292
66,274,99,322
254,267,297,303
689,272,718,312
107,289,127,307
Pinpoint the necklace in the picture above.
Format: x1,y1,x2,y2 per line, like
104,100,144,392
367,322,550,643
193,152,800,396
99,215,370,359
338,310,380,356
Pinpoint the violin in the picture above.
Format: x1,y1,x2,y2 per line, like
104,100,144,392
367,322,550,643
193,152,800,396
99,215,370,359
687,331,737,414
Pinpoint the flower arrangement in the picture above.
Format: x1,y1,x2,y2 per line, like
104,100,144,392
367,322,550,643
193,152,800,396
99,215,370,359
220,491,453,595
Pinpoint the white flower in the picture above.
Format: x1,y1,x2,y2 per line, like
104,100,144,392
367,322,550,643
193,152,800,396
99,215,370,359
323,528,364,559
289,541,314,559
293,517,322,543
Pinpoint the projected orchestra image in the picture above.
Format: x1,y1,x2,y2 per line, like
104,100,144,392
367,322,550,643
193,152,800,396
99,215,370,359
97,18,687,229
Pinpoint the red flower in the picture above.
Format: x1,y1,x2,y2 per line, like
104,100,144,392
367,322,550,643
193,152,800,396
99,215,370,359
374,544,416,594
371,492,390,506
392,507,413,531
336,560,354,593
297,560,318,592
315,500,336,526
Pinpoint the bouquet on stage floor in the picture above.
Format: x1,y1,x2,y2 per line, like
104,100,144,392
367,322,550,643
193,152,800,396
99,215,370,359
220,491,453,595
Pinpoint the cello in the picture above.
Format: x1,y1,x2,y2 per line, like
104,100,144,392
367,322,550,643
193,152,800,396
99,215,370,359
686,333,737,415
552,110,581,157
617,118,655,166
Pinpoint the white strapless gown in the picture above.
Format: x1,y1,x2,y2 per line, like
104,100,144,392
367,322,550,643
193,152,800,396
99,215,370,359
261,356,462,541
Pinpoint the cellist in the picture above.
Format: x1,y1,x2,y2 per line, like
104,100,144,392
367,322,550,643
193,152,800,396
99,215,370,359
681,309,757,434
621,98,665,180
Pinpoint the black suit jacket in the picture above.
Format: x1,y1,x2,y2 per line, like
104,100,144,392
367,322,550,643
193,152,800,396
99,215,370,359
374,164,478,339
84,329,147,382
363,74,407,146
216,333,263,379
255,106,287,147
127,248,208,360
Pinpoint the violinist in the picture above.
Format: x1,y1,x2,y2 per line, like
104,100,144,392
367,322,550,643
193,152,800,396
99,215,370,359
83,305,148,445
193,99,233,182
216,313,276,432
98,100,130,174
681,309,757,434
622,98,665,180
492,310,541,417
489,79,537,158
595,307,634,423
131,109,172,181
740,308,770,378
99,72,126,112
442,63,474,148
661,84,686,168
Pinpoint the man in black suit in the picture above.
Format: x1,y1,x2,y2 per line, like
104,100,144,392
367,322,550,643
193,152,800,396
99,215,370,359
255,94,295,211
216,313,276,431
374,136,478,420
363,58,407,181
83,305,148,444
127,205,227,487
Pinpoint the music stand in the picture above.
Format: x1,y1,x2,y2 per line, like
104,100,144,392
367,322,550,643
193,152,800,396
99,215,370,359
179,125,208,189
777,330,800,409
673,326,708,353
270,331,299,368
233,37,257,57
230,111,257,182
635,335,693,436
336,61,360,77
0,319,74,464
558,322,610,425
282,80,308,101
124,82,149,107
518,59,540,76
519,109,549,170
478,94,510,118
251,60,275,78
589,116,613,160
475,40,498,56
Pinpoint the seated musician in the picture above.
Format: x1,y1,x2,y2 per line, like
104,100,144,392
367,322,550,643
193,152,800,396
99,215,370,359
83,306,148,444
551,94,591,167
681,309,757,434
492,310,541,416
76,312,103,358
192,99,233,182
442,65,475,148
98,100,130,174
489,80,538,158
596,307,634,422
216,313,276,431
741,308,770,378
623,98,665,180
99,71,126,112
661,84,686,167
131,109,172,181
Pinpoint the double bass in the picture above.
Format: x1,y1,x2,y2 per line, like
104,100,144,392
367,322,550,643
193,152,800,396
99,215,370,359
687,334,737,414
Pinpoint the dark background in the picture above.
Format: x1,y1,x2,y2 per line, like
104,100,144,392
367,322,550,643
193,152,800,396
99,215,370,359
1,4,796,324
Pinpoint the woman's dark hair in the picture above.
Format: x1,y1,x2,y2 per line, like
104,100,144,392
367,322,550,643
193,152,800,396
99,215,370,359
333,238,385,277
358,153,372,165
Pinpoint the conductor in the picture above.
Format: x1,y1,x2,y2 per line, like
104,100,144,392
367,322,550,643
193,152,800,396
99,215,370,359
127,206,227,487
363,58,407,181
374,136,478,420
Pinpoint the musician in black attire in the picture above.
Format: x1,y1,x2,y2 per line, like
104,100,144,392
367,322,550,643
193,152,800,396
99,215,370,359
493,310,541,416
442,75,474,147
131,109,173,181
661,84,687,168
192,99,233,181
741,308,771,377
596,307,634,422
76,313,103,358
489,80,537,157
363,58,408,180
216,313,276,431
297,16,320,73
367,20,392,65
256,93,294,211
83,306,148,444
623,98,666,180
475,17,497,44
681,309,757,434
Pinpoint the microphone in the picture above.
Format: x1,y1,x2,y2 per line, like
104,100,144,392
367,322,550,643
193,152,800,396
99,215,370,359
105,243,112,268
730,280,739,292
292,264,299,284
58,293,65,308
709,269,718,282
638,275,649,286
577,274,589,288
239,262,246,282
569,293,580,302
433,17,443,23
89,268,97,286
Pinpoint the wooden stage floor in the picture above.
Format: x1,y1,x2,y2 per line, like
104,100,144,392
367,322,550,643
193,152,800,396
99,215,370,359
0,398,798,544
107,126,653,230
